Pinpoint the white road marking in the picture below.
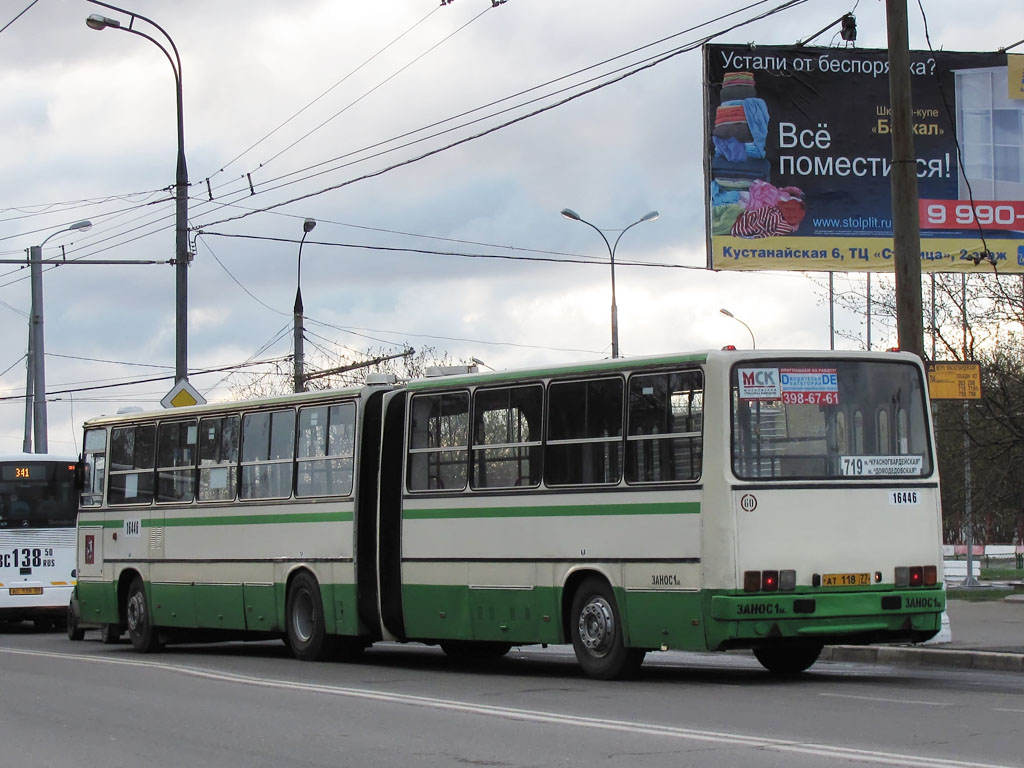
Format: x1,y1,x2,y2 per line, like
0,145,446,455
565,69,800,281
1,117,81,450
820,692,957,707
0,647,1015,768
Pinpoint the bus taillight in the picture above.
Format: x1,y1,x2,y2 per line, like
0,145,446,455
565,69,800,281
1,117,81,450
895,565,935,587
744,569,797,592
909,566,924,587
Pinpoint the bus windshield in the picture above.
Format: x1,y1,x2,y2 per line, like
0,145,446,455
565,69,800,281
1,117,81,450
0,460,78,529
731,359,933,480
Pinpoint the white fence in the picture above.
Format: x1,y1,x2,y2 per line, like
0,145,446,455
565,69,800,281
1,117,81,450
942,560,980,580
942,544,1024,570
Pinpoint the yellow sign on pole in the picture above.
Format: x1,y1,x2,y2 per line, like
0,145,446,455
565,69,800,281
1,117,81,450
161,379,207,409
925,362,982,400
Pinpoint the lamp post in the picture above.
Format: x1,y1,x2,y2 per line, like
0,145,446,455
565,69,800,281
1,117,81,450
720,307,756,349
560,208,659,358
294,219,316,393
24,220,93,454
87,2,190,383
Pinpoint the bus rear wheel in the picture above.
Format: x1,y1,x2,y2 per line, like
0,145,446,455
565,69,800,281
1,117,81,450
570,577,645,680
753,644,823,675
126,576,162,653
286,572,336,662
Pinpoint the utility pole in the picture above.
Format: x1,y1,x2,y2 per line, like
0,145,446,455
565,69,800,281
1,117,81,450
886,0,924,358
29,245,48,453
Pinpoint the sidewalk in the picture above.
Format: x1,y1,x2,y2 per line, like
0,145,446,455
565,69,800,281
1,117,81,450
821,594,1024,672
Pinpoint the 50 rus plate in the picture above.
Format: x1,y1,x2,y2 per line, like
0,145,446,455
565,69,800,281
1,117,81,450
9,587,43,596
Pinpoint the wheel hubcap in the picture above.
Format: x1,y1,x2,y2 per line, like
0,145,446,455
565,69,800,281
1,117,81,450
292,588,315,643
578,596,614,658
127,591,144,632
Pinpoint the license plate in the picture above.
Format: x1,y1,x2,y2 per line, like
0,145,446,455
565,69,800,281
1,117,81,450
9,587,43,596
822,573,871,587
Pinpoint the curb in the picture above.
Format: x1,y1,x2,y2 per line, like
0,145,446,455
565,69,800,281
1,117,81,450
822,645,1024,672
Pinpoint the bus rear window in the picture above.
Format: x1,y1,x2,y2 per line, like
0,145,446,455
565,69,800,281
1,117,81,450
731,360,933,480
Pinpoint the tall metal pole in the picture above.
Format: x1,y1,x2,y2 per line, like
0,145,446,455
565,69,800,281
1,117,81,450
24,221,92,454
22,314,33,453
930,274,936,360
720,308,756,349
29,245,48,453
829,272,835,350
86,3,189,382
886,0,924,358
960,272,978,586
866,273,872,351
173,56,189,384
560,209,659,358
293,219,316,393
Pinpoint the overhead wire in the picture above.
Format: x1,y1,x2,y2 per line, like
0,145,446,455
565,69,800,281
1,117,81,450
235,4,483,180
4,0,808,274
195,231,705,271
193,0,812,230
194,0,793,218
205,4,442,185
304,316,602,356
0,0,40,37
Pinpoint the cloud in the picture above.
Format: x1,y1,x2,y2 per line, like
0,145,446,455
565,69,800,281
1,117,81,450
1,0,1021,452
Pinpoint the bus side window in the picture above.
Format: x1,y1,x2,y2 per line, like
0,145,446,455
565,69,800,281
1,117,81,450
626,370,703,483
471,384,543,490
108,424,156,505
407,392,469,491
545,377,623,486
240,409,295,500
81,427,107,507
156,420,197,503
296,402,356,497
198,415,239,502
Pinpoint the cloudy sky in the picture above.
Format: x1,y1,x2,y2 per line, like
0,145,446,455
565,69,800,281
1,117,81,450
1,0,1021,455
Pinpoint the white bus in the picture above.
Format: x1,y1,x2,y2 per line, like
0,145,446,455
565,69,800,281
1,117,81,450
0,453,79,630
73,349,945,677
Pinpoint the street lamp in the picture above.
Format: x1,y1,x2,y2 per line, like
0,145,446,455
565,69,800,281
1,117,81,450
24,220,93,454
294,219,316,393
560,208,659,358
86,1,190,383
720,307,756,349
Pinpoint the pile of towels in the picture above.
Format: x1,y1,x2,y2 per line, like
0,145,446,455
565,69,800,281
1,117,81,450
710,72,806,239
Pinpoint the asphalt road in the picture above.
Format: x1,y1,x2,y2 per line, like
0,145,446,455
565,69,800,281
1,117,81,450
1,625,1022,768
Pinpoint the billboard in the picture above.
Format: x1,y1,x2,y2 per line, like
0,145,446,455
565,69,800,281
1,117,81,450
703,45,1024,273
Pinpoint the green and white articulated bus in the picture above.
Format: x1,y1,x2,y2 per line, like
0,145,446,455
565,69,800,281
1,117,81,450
73,348,945,678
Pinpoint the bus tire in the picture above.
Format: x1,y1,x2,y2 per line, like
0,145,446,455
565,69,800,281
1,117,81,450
286,572,335,662
126,576,162,653
100,623,122,644
753,644,823,675
67,603,85,641
570,577,645,680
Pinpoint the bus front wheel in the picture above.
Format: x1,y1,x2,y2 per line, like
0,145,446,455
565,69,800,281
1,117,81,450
126,577,162,653
286,572,335,662
570,577,645,680
66,603,85,641
753,644,823,675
